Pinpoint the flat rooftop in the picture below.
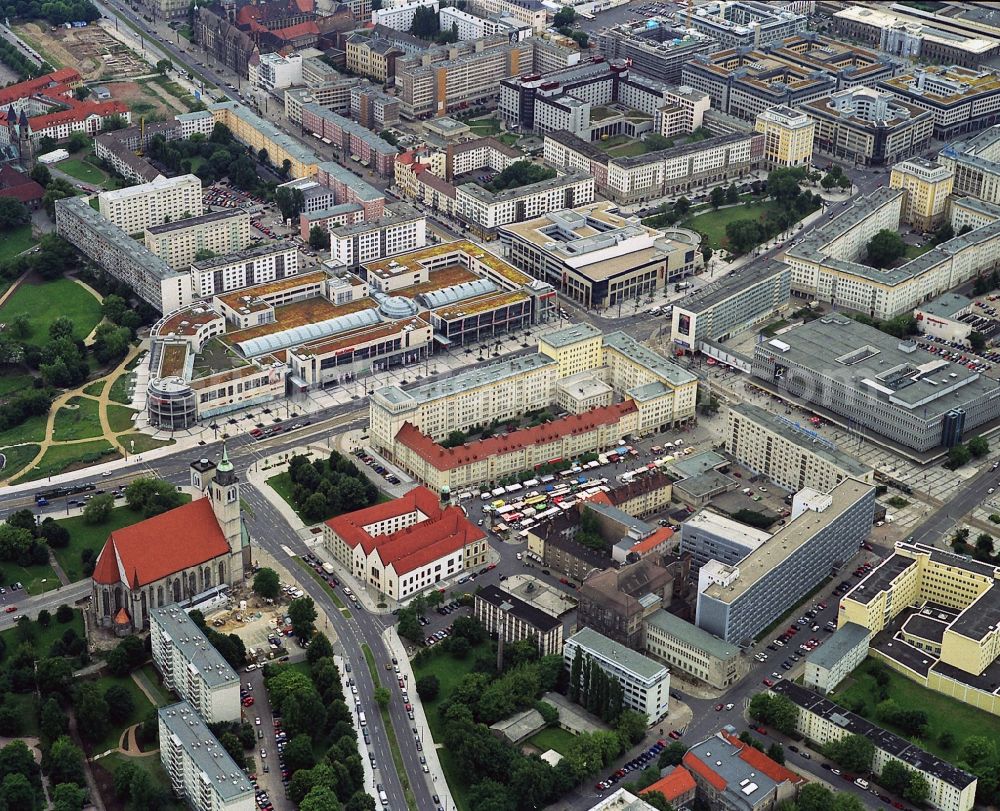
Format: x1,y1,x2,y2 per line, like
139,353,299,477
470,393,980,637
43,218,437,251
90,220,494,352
702,478,873,603
363,240,531,288
100,173,199,203
477,583,561,632
844,553,916,606
645,608,740,661
459,170,591,204
949,584,1000,642
222,297,378,347
192,241,296,271
214,270,328,310
151,605,239,689
146,207,247,234
541,322,603,348
728,401,873,478
918,292,972,320
604,331,697,388
565,626,667,681
805,622,870,670
159,701,255,801
683,509,771,550
675,261,788,315
901,612,948,645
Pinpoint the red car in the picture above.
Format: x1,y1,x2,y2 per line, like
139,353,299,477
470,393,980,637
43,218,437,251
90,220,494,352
242,697,255,707
756,726,767,735
668,730,682,739
762,678,774,687
715,704,724,711
4,606,15,614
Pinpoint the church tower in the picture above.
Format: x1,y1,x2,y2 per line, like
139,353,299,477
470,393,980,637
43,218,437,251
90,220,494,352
209,445,243,559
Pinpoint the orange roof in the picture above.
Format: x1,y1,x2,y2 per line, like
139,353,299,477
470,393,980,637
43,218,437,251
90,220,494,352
630,526,673,555
325,486,486,575
683,751,727,792
395,402,639,472
642,767,696,803
721,731,804,785
21,100,128,131
113,607,131,625
92,499,231,588
270,21,319,39
0,68,80,106
580,490,613,507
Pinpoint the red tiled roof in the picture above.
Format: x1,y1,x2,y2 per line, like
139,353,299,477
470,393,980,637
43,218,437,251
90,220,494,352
683,751,727,792
721,731,804,785
395,402,639,472
325,486,485,575
629,527,674,555
92,498,231,588
269,20,319,39
0,68,80,106
24,100,128,131
642,767,696,803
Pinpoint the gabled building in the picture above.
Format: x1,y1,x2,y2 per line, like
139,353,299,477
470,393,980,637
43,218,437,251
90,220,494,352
91,451,249,633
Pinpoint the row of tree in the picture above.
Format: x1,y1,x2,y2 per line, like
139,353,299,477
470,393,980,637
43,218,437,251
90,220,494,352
144,124,262,192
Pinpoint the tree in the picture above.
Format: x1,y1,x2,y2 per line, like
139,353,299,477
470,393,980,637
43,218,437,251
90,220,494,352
0,198,30,231
726,183,739,205
309,225,330,251
306,632,334,665
37,608,51,628
825,733,874,773
289,596,317,640
570,29,589,47
66,131,90,153
30,164,51,187
933,221,955,245
36,657,73,695
554,6,575,25
658,741,686,769
1,773,35,811
283,733,317,774
904,772,930,805
301,786,343,811
51,781,87,811
46,736,85,787
56,604,74,624
615,710,647,746
40,696,68,742
797,782,834,811
410,4,440,38
217,732,246,770
641,790,674,811
253,567,280,599
970,331,987,352
49,315,75,341
124,478,184,517
274,186,305,223
82,493,114,524
725,218,765,254
257,148,270,165
947,443,972,469
416,674,439,701
156,58,172,74
72,682,109,742
673,197,691,218
105,682,136,725
709,186,726,209
397,609,422,643
374,687,391,709
866,229,906,269
767,167,803,204
969,435,989,458
767,743,785,764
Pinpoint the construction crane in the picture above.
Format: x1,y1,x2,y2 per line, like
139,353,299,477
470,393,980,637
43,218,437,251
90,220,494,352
687,0,693,28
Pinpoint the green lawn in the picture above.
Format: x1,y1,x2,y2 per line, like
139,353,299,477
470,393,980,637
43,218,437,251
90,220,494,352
107,404,136,433
15,439,120,483
52,396,103,441
467,116,500,135
109,371,134,404
527,726,577,756
119,433,175,455
362,642,381,686
53,499,190,583
0,413,47,446
86,674,157,753
905,242,933,259
88,196,100,211
0,225,37,263
0,278,102,347
136,663,175,706
497,133,519,147
0,443,38,480
267,472,306,521
607,141,650,158
832,659,1000,758
82,380,105,396
682,199,782,251
0,373,35,399
2,560,60,595
0,607,83,656
58,158,110,187
98,753,187,810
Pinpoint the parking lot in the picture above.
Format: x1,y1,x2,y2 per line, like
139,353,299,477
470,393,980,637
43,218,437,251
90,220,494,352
244,668,291,811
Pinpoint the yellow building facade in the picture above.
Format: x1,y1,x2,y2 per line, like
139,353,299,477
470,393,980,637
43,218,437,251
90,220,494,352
755,106,815,169
889,158,955,231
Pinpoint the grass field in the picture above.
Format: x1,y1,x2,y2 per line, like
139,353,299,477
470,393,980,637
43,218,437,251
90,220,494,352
54,498,190,583
0,413,47,446
527,726,577,756
107,404,136,433
4,560,60,595
683,199,781,251
467,116,500,135
0,608,83,656
0,225,37,263
0,373,35,399
86,674,157,753
607,141,649,158
119,433,175,455
0,278,102,347
905,242,933,259
136,663,175,706
497,133,519,147
109,371,134,404
82,380,105,396
832,659,1000,758
0,443,39,480
58,158,111,187
16,439,119,483
53,396,103,441
266,472,305,521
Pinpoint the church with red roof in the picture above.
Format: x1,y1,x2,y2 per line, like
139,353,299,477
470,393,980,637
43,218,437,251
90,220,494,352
323,486,488,601
92,450,249,633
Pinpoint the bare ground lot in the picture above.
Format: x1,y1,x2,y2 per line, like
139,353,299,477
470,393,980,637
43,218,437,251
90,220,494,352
14,21,148,80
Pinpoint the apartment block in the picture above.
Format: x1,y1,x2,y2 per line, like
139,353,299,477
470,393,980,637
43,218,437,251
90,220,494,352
595,21,714,85
350,84,401,131
395,35,532,119
438,6,529,41
755,106,814,169
145,209,252,269
679,509,771,570
564,627,670,722
345,35,405,84
938,125,1000,207
466,0,546,33
726,401,875,493
285,80,360,124
99,174,202,235
372,0,438,30
686,1,806,49
643,609,747,689
834,5,999,71
329,203,426,269
681,34,894,120
191,242,299,300
890,157,954,231
158,702,255,811
657,85,711,139
498,202,698,309
55,196,189,313
474,583,564,656
300,103,398,178
210,101,319,179
773,681,976,811
670,260,789,351
878,66,1000,140
696,478,876,645
802,621,870,694
543,129,763,205
803,86,933,167
249,52,302,91
149,605,241,723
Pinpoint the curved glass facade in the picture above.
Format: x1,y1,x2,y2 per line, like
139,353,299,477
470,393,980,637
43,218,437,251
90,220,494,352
147,377,197,430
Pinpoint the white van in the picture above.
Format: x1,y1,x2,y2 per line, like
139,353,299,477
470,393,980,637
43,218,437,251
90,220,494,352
359,712,367,726
379,790,389,806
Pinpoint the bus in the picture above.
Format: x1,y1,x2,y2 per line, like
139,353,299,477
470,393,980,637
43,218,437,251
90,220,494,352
36,482,95,503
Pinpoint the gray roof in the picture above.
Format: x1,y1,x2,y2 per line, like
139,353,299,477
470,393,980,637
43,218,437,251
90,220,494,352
565,627,668,681
316,161,384,203
542,323,603,348
603,332,697,387
236,307,381,357
459,171,592,204
755,315,1000,417
146,208,247,235
159,701,255,801
300,104,398,157
674,261,788,315
329,202,422,238
772,681,977,790
418,278,497,308
192,241,296,271
477,584,561,632
728,401,873,478
918,292,972,320
805,622,870,670
209,101,319,164
645,608,741,660
587,501,654,536
151,605,240,689
685,732,781,807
